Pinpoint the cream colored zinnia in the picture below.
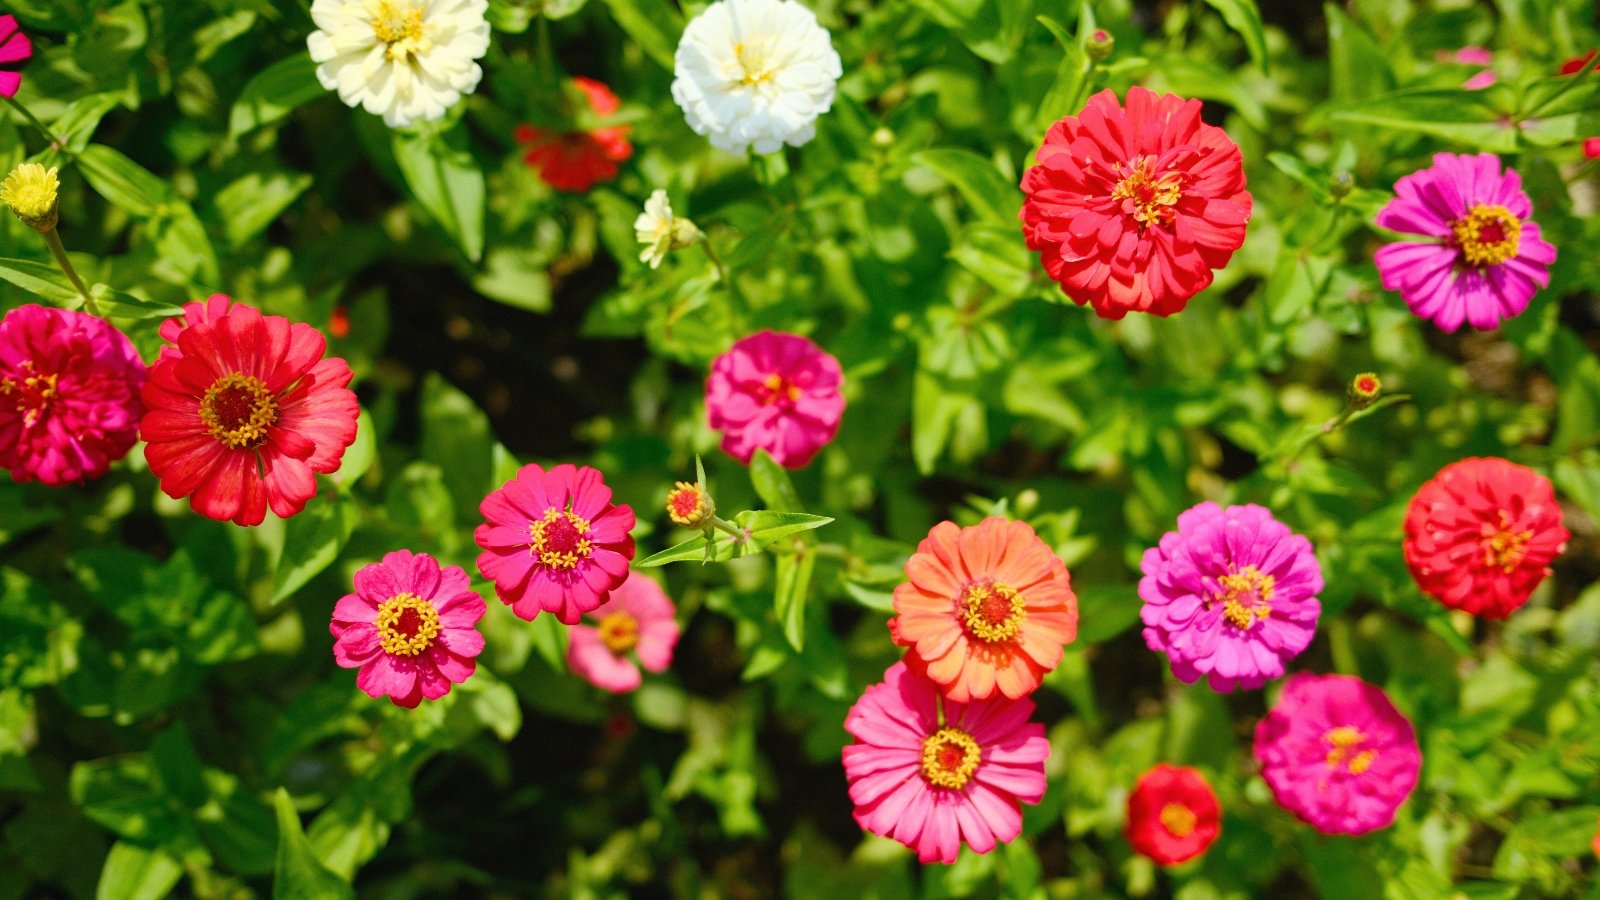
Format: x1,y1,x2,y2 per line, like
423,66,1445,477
633,190,702,269
307,0,491,128
1,163,60,232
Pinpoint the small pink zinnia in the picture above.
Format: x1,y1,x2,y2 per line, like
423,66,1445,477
842,661,1049,864
1139,502,1323,692
140,296,359,526
331,550,486,709
567,572,680,693
0,305,145,485
0,15,31,99
475,462,636,624
706,330,844,469
1374,153,1557,332
1253,673,1421,836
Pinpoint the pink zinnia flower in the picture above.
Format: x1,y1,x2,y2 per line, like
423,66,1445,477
706,330,844,469
1253,673,1421,836
475,462,636,623
1374,153,1557,332
0,15,31,99
140,296,359,526
842,661,1049,864
331,550,486,709
567,572,680,693
1139,502,1323,692
0,305,145,485
1441,46,1496,89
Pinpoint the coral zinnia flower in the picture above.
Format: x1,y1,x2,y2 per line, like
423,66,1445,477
331,549,486,708
706,330,845,469
567,572,680,693
1253,673,1421,836
474,462,636,623
890,517,1078,702
515,77,634,193
140,296,359,526
1374,153,1557,331
1402,457,1568,618
842,661,1049,864
0,305,145,486
1139,502,1323,693
0,15,32,99
1019,86,1252,319
1126,764,1222,866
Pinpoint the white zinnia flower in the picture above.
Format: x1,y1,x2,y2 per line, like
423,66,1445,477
670,0,842,156
634,190,702,269
307,0,491,128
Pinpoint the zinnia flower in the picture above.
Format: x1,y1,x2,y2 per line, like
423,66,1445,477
567,572,680,693
307,0,491,128
0,305,145,486
331,549,486,708
1139,502,1323,693
842,661,1049,864
1253,673,1421,836
1,162,58,232
1125,764,1221,866
1019,86,1253,319
889,517,1078,702
671,0,842,155
1374,153,1557,331
1402,457,1568,618
514,77,634,193
0,15,31,99
474,462,636,623
634,189,702,269
140,296,359,526
705,330,844,469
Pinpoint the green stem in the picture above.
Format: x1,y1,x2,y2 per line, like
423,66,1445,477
701,239,750,325
710,515,746,542
535,13,555,85
3,96,69,154
41,227,98,314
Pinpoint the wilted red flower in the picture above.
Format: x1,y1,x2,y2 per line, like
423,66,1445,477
515,76,633,193
1126,764,1221,866
1020,86,1252,319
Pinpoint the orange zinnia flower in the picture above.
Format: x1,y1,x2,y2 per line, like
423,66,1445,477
889,517,1078,701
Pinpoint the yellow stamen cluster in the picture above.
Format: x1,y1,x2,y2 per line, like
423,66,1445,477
666,481,715,529
1216,565,1274,630
375,592,441,657
529,507,594,570
1160,803,1198,838
1,361,59,427
597,611,640,655
920,727,982,790
959,580,1026,643
733,41,776,86
200,373,280,450
1451,203,1521,268
1324,725,1377,775
760,373,801,405
1111,157,1183,230
371,0,431,63
1482,510,1532,573
1,163,61,232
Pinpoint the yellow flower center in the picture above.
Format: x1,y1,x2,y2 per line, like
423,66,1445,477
920,727,982,789
370,0,430,62
1,163,60,225
733,41,776,86
375,592,441,657
1482,510,1532,573
597,611,640,655
0,361,59,427
1160,802,1198,838
1324,725,1377,775
1215,565,1273,630
758,373,801,406
200,373,279,450
1450,203,1521,267
959,579,1026,643
1111,157,1183,230
530,507,594,570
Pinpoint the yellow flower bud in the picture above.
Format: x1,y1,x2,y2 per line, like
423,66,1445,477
1,163,60,233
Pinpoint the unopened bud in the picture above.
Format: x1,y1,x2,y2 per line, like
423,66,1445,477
1330,170,1354,200
1348,373,1381,409
871,127,895,148
666,481,715,529
2,163,60,233
1086,29,1115,62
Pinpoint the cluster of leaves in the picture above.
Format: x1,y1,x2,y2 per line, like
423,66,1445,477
2,0,1599,896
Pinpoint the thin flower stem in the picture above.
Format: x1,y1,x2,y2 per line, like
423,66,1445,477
41,226,99,315
535,14,556,85
710,515,746,542
3,96,69,154
701,239,750,325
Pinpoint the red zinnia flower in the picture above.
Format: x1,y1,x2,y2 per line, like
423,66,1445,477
1020,86,1252,319
515,76,633,193
140,296,359,526
1402,457,1568,618
1125,764,1221,866
1559,51,1598,76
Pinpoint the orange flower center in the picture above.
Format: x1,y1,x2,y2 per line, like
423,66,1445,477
0,360,58,427
375,592,441,657
530,507,593,570
757,372,802,406
920,727,981,789
1324,725,1377,774
1214,565,1273,630
1481,510,1532,573
1160,802,1198,838
200,373,279,450
1112,156,1183,230
666,482,709,527
959,579,1026,643
597,611,639,655
1450,203,1521,267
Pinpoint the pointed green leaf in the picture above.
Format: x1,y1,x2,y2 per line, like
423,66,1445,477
748,449,802,513
911,149,1022,226
635,511,833,567
272,789,353,900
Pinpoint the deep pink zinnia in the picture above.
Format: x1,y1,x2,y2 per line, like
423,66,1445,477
1253,673,1421,836
1374,153,1557,332
140,296,359,526
842,661,1049,864
0,305,145,485
706,330,844,469
331,550,486,709
0,15,31,99
567,572,680,693
1139,502,1323,692
474,462,636,624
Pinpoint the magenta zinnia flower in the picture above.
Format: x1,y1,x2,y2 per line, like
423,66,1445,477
1253,673,1421,836
140,296,359,526
0,15,31,99
842,662,1049,864
1139,502,1323,692
1374,153,1557,332
331,550,486,708
475,462,636,623
0,305,145,485
706,330,844,469
567,572,680,693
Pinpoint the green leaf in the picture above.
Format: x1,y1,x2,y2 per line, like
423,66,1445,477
1198,0,1269,73
392,126,486,262
271,493,358,604
331,408,377,487
749,449,802,513
596,0,683,70
48,93,124,155
229,54,328,137
96,842,184,900
774,550,814,652
0,257,82,305
911,149,1022,226
78,144,170,216
527,611,571,672
91,287,184,320
1324,3,1390,103
1327,89,1516,153
272,789,354,900
419,373,494,525
635,511,834,567
212,170,313,248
